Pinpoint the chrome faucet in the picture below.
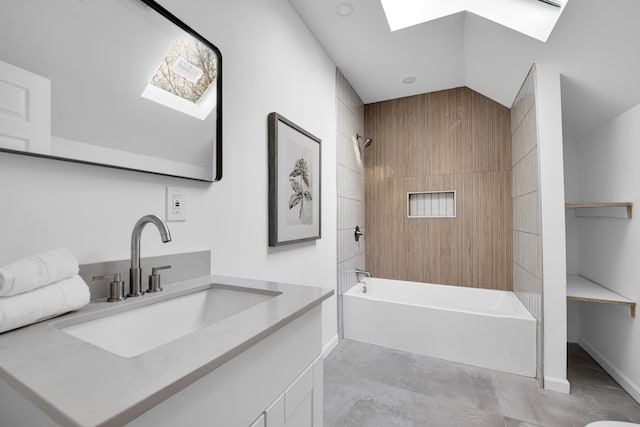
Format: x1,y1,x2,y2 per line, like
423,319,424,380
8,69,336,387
355,269,372,294
129,214,172,297
355,269,372,280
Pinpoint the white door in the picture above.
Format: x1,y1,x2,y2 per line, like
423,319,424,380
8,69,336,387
0,59,50,153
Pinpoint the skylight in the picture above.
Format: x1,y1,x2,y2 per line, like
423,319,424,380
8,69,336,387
379,0,567,42
142,35,217,120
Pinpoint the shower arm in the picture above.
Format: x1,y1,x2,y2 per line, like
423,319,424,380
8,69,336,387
355,133,373,148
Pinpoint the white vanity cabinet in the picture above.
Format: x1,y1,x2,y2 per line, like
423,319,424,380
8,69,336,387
264,356,323,427
0,305,324,427
125,305,324,427
0,275,332,427
249,354,323,427
250,414,266,427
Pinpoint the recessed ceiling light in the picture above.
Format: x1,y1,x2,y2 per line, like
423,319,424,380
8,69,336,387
403,76,416,84
337,2,354,16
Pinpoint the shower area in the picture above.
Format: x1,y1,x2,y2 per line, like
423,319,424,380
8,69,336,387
335,65,551,383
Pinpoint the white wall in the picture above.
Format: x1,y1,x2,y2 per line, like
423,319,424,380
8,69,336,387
563,135,580,343
535,64,569,393
575,103,640,402
0,0,338,351
563,136,580,275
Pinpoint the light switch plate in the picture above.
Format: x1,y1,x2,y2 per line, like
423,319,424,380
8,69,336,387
166,187,186,221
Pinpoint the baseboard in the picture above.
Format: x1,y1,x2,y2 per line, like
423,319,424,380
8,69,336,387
579,337,640,404
323,335,339,359
544,376,571,393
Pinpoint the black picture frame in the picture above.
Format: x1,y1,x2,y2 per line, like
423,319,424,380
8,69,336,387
268,113,321,246
0,0,222,182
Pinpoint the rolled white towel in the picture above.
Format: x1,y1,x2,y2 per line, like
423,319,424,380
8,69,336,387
0,275,90,334
0,248,79,297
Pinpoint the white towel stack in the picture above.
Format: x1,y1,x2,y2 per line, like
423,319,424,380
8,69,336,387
0,249,90,333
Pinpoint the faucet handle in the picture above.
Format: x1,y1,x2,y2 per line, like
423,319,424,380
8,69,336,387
148,265,171,293
92,272,121,282
151,265,172,275
92,273,126,302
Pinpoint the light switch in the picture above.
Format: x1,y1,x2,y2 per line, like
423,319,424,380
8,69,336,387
166,187,186,221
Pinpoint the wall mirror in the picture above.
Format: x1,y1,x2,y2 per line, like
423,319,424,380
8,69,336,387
0,0,222,181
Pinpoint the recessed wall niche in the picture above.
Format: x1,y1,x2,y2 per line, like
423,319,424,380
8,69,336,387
407,191,456,218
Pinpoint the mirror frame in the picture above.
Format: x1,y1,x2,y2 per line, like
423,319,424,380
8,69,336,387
0,0,223,182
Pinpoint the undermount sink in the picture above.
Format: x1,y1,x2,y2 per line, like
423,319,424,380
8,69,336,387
60,285,278,357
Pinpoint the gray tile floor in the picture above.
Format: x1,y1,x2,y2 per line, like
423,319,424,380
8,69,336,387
324,340,640,427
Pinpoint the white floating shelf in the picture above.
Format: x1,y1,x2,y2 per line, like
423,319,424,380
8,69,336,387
565,202,632,219
567,274,635,317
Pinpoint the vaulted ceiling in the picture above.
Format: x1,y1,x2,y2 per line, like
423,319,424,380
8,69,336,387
288,0,640,141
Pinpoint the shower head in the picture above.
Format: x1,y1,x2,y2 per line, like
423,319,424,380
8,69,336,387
356,133,373,148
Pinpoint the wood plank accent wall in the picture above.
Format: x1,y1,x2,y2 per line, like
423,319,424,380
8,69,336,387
364,87,513,290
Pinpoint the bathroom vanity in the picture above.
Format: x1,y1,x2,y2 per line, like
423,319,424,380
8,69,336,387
0,275,332,426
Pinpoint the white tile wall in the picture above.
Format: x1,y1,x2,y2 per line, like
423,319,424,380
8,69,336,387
336,69,366,337
512,108,538,165
513,230,542,279
513,263,542,319
337,165,365,202
512,191,541,234
337,198,365,231
337,229,365,266
512,148,539,198
338,134,364,175
511,70,536,135
511,65,544,384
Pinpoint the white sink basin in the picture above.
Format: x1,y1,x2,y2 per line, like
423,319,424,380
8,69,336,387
60,285,277,357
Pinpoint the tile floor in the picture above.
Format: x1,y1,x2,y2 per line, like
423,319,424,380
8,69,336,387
324,340,640,427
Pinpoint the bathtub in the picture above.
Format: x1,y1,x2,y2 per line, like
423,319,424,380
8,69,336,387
343,278,536,377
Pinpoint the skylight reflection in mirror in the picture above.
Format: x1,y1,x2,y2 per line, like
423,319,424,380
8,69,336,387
142,35,218,120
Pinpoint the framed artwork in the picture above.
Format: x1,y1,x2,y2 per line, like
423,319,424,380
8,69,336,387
268,112,321,246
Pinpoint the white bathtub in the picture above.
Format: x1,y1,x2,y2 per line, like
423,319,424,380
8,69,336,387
343,278,536,377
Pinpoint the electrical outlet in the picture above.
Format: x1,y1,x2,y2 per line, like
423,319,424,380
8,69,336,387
166,187,186,221
172,194,184,214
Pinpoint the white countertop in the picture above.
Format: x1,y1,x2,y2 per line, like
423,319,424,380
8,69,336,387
0,275,333,427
